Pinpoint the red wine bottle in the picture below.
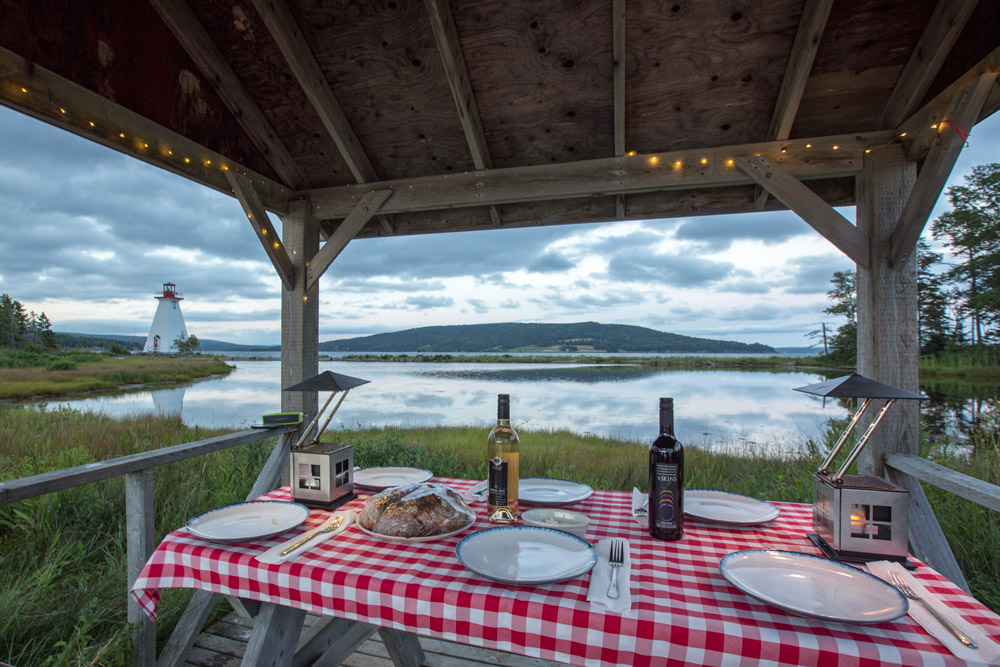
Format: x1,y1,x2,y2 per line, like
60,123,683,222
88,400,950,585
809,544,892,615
649,397,684,541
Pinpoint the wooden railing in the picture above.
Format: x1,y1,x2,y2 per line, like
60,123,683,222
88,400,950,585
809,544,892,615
0,425,298,667
884,452,1000,593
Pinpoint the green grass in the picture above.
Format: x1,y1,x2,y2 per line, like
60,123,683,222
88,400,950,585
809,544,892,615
0,406,997,664
0,354,233,401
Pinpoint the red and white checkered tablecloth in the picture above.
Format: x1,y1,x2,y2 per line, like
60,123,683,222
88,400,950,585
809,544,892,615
131,479,1000,666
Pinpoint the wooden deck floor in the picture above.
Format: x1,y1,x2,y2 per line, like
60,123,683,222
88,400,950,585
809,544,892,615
183,612,568,667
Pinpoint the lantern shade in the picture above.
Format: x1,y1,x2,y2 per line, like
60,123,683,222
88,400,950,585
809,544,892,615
282,371,370,392
793,373,926,400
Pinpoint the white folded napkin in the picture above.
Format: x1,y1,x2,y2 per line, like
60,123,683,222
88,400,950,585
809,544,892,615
868,560,1000,664
631,487,648,529
462,480,488,504
587,538,632,613
255,510,356,565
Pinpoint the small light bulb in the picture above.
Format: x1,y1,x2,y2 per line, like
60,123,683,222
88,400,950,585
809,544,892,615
119,133,125,138
167,150,172,155
143,143,148,148
627,150,636,156
726,159,734,166
833,145,839,150
59,108,65,114
900,132,907,137
674,160,682,168
205,159,211,166
931,124,938,129
700,158,708,164
865,149,871,153
20,87,27,93
89,121,95,127
184,157,190,163
273,241,280,248
303,295,308,302
649,156,659,164
805,143,812,148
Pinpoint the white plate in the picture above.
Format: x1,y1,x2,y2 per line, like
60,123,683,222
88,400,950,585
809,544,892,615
684,490,780,526
353,466,433,490
456,526,597,585
355,516,475,544
185,501,309,544
519,478,594,507
719,550,908,624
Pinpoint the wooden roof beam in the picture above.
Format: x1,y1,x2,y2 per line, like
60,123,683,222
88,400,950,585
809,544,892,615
736,156,868,268
250,0,395,235
307,130,891,219
613,0,626,219
878,0,981,130
425,0,502,228
0,46,291,214
225,170,296,290
307,190,391,291
890,71,998,267
756,0,833,211
149,0,309,190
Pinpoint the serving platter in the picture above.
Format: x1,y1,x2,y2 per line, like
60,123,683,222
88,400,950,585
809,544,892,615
456,526,597,585
719,549,908,624
354,466,433,491
684,490,780,526
186,501,309,544
519,478,594,507
355,516,475,544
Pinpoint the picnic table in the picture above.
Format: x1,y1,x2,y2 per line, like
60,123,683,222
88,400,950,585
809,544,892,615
131,478,1000,666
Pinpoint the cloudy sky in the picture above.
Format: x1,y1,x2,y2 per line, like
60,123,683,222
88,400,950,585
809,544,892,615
1,105,998,348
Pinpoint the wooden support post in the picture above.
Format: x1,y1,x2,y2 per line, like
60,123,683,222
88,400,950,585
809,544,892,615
855,144,918,476
125,470,155,667
242,603,307,667
281,200,319,421
306,190,391,291
378,627,426,667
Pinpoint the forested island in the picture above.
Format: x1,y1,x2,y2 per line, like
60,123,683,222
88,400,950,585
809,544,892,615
319,322,775,354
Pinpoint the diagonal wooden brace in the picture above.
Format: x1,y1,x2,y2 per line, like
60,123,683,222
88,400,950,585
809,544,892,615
226,170,297,290
735,156,869,268
889,71,998,267
306,189,391,291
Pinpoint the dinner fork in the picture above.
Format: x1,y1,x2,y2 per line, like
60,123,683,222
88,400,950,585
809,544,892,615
607,540,625,600
888,570,977,649
281,514,345,556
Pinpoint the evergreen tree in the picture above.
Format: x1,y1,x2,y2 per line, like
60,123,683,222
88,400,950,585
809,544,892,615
36,312,57,350
0,294,29,349
932,163,1000,343
823,270,857,359
917,240,952,354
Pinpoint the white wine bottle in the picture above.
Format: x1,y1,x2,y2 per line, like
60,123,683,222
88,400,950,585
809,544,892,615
487,394,519,524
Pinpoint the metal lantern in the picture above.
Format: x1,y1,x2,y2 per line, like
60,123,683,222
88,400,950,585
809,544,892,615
283,371,370,509
794,374,927,564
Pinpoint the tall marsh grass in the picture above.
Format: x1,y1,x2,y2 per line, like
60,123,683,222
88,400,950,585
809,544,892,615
0,406,996,664
0,355,232,401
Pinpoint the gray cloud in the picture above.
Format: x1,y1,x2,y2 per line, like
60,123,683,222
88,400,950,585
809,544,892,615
403,295,455,309
528,251,575,273
673,211,812,250
606,249,736,287
782,255,854,294
333,278,447,293
466,298,490,314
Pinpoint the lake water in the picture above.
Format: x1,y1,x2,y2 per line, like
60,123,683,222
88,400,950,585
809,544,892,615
44,359,847,456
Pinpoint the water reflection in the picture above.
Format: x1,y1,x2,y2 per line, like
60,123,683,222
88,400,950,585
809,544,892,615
46,360,847,455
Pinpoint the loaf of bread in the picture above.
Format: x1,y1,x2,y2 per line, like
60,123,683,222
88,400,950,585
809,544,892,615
358,483,474,537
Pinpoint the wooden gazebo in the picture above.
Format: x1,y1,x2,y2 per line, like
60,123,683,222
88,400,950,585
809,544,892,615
2,0,999,662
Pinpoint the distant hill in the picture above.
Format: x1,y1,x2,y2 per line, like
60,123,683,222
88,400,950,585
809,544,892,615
54,333,276,352
319,322,775,354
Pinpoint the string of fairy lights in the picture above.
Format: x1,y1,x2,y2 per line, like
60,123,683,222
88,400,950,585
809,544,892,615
10,80,972,224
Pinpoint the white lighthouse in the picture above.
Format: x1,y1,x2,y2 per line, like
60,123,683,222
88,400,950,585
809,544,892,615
143,282,189,354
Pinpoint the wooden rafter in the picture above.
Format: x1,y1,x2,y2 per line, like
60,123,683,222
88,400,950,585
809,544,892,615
0,63,12,78
307,130,890,219
307,190,391,291
0,46,292,214
755,0,833,211
149,0,309,190
249,0,395,235
425,0,502,229
225,170,296,290
890,71,998,267
613,0,626,219
878,0,981,130
736,156,868,267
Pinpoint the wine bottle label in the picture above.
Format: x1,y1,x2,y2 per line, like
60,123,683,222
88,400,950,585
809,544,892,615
653,462,680,530
488,456,508,506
